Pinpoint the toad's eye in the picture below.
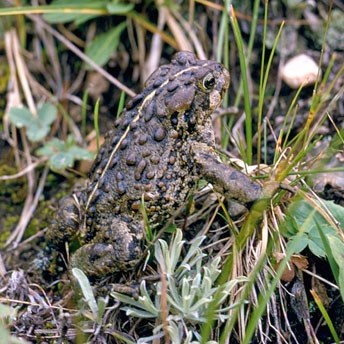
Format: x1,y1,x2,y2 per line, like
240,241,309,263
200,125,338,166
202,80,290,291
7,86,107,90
202,73,215,90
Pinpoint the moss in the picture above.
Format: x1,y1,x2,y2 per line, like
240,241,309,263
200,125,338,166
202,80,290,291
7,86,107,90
0,163,28,247
25,200,54,239
0,59,9,120
0,215,19,246
0,164,27,204
0,160,78,250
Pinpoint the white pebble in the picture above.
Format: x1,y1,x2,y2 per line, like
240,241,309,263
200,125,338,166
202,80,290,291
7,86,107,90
280,54,320,89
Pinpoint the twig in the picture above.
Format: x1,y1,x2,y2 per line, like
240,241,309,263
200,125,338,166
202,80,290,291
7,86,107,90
11,30,37,116
0,254,6,277
172,8,206,59
4,31,21,167
143,1,166,82
0,158,46,180
0,296,77,312
3,30,38,249
5,165,49,248
34,16,63,97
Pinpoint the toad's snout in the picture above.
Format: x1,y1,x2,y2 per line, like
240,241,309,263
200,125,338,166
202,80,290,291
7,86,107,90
208,64,230,109
216,64,230,94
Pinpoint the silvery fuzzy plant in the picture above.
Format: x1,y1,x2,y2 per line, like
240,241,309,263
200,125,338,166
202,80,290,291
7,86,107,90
112,228,248,343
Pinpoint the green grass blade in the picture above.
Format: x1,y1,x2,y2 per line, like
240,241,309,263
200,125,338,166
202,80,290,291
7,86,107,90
229,5,252,164
315,220,339,286
116,91,126,118
0,4,107,16
257,20,284,165
310,289,340,344
93,98,100,152
81,90,88,138
219,241,272,344
233,0,260,107
240,210,317,344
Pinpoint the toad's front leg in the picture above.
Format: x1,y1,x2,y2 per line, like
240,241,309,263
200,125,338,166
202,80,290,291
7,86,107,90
191,142,262,204
71,217,144,277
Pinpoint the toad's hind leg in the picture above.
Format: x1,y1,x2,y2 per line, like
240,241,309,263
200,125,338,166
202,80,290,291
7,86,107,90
46,195,81,248
34,195,80,271
71,217,144,277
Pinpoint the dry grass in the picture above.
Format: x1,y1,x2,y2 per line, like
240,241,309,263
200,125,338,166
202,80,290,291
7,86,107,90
0,1,344,343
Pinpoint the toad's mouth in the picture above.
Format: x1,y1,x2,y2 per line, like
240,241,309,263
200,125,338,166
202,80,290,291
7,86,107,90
209,90,223,110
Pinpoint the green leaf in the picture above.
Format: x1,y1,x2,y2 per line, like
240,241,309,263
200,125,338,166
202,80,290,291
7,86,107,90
26,122,49,142
0,303,16,319
8,103,57,141
327,235,344,302
74,14,101,26
72,268,98,316
23,103,57,141
49,152,74,170
96,297,108,323
36,138,66,156
106,2,134,14
8,106,33,128
0,305,28,344
124,307,157,318
37,103,57,126
282,198,344,257
85,22,126,70
36,136,93,171
325,200,344,228
308,239,326,257
286,233,309,254
316,220,340,286
68,145,94,160
43,0,106,24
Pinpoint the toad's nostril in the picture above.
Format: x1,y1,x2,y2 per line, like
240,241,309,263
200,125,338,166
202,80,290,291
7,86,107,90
215,63,223,72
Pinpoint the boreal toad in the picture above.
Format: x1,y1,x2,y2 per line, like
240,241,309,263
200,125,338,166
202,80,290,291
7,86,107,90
42,51,262,277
